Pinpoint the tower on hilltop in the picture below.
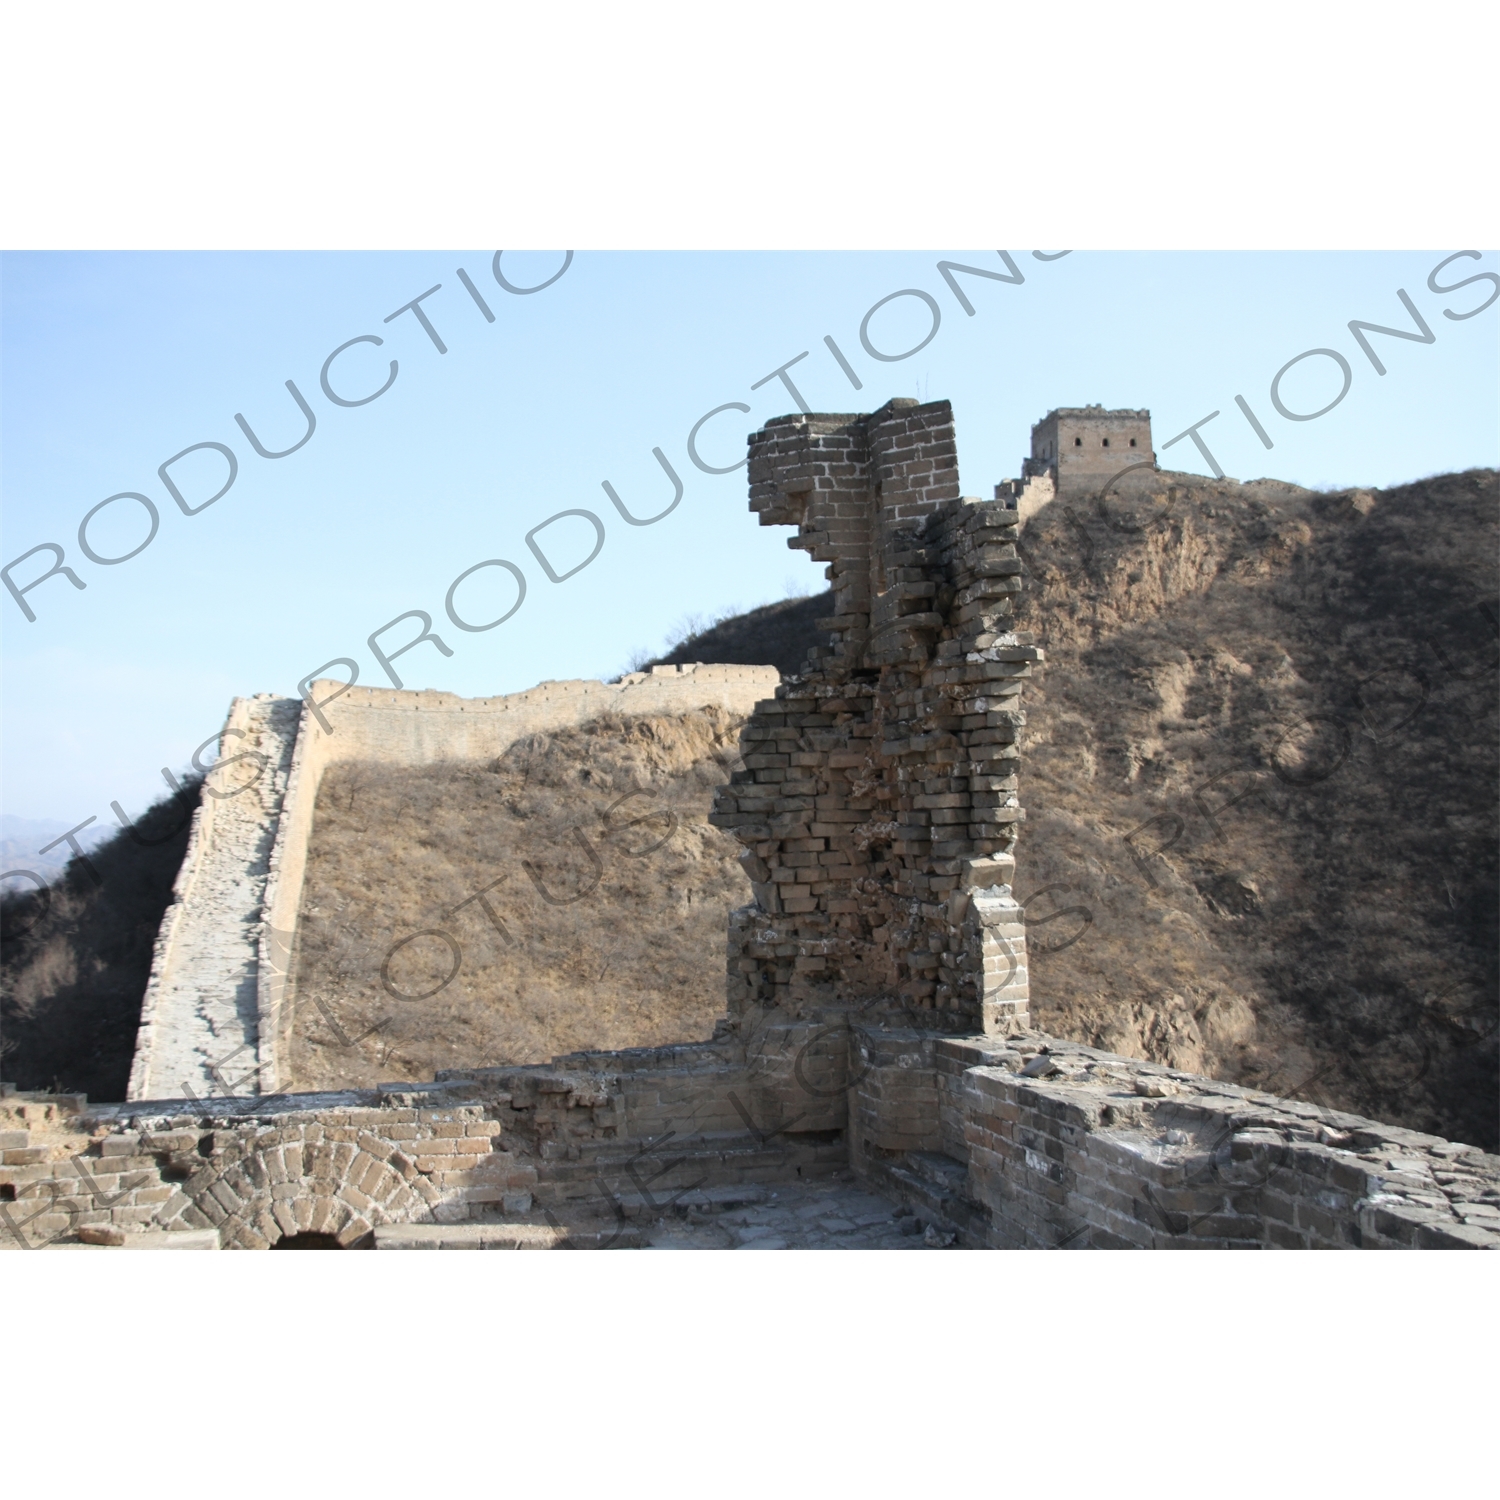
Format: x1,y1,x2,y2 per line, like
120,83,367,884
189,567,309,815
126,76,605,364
997,404,1155,520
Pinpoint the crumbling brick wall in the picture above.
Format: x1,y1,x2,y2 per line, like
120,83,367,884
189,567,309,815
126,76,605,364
835,1031,1500,1249
711,399,1040,1034
8,1029,1497,1249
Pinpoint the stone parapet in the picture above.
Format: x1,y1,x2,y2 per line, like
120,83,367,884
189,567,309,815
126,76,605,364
7,1023,1494,1248
858,1032,1500,1249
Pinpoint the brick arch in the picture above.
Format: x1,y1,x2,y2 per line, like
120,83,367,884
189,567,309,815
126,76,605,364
183,1124,437,1250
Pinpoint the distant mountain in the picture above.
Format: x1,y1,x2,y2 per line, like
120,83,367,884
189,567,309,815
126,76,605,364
2,815,112,885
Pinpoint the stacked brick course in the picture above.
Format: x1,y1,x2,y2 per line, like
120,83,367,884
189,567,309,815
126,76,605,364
711,399,1039,1034
920,1035,1500,1250
0,1088,537,1249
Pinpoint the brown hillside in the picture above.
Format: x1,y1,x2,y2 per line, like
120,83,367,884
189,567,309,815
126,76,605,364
1012,468,1498,1149
285,707,752,1092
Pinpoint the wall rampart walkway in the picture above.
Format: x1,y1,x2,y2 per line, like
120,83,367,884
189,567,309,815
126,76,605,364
126,695,300,1101
126,665,779,1101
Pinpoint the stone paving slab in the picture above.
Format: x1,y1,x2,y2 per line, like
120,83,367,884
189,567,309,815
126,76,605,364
640,1174,951,1249
7,1229,221,1251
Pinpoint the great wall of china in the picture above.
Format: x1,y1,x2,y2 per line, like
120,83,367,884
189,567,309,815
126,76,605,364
124,665,779,1104
5,400,1496,1250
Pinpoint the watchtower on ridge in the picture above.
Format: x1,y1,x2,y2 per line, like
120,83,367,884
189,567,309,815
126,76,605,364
1026,405,1154,495
997,404,1155,520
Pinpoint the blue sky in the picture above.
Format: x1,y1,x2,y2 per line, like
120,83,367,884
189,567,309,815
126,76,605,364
2,249,1496,828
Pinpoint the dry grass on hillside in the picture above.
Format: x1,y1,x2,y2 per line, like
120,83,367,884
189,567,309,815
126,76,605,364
633,591,830,678
286,707,751,1091
1011,469,1498,1148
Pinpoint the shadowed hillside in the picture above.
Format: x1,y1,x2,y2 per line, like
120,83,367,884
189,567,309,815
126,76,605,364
632,591,832,678
0,780,201,1101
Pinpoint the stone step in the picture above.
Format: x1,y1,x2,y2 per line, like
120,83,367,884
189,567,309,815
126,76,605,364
881,1153,987,1243
45,1229,220,1251
374,1222,642,1250
903,1149,970,1194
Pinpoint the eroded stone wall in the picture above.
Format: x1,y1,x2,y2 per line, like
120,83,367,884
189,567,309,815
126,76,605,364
711,399,1039,1034
7,1024,1496,1249
852,1032,1500,1249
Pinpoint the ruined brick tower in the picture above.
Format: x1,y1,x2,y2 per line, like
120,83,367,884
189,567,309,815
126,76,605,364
710,398,1039,1037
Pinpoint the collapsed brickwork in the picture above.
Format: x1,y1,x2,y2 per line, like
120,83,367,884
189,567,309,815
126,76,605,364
711,399,1037,1034
6,1030,1498,1249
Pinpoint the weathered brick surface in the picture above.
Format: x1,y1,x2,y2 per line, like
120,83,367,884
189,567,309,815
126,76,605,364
876,1035,1500,1249
714,399,1041,1036
5,1018,1496,1249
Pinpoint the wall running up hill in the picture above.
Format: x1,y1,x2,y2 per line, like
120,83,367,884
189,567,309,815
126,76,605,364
125,666,779,1101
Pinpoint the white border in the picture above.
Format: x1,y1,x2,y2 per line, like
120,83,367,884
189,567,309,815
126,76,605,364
1,1,1496,249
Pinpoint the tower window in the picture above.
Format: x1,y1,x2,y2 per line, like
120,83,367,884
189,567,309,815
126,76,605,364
1130,438,1137,447
1102,438,1110,447
1074,436,1082,446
